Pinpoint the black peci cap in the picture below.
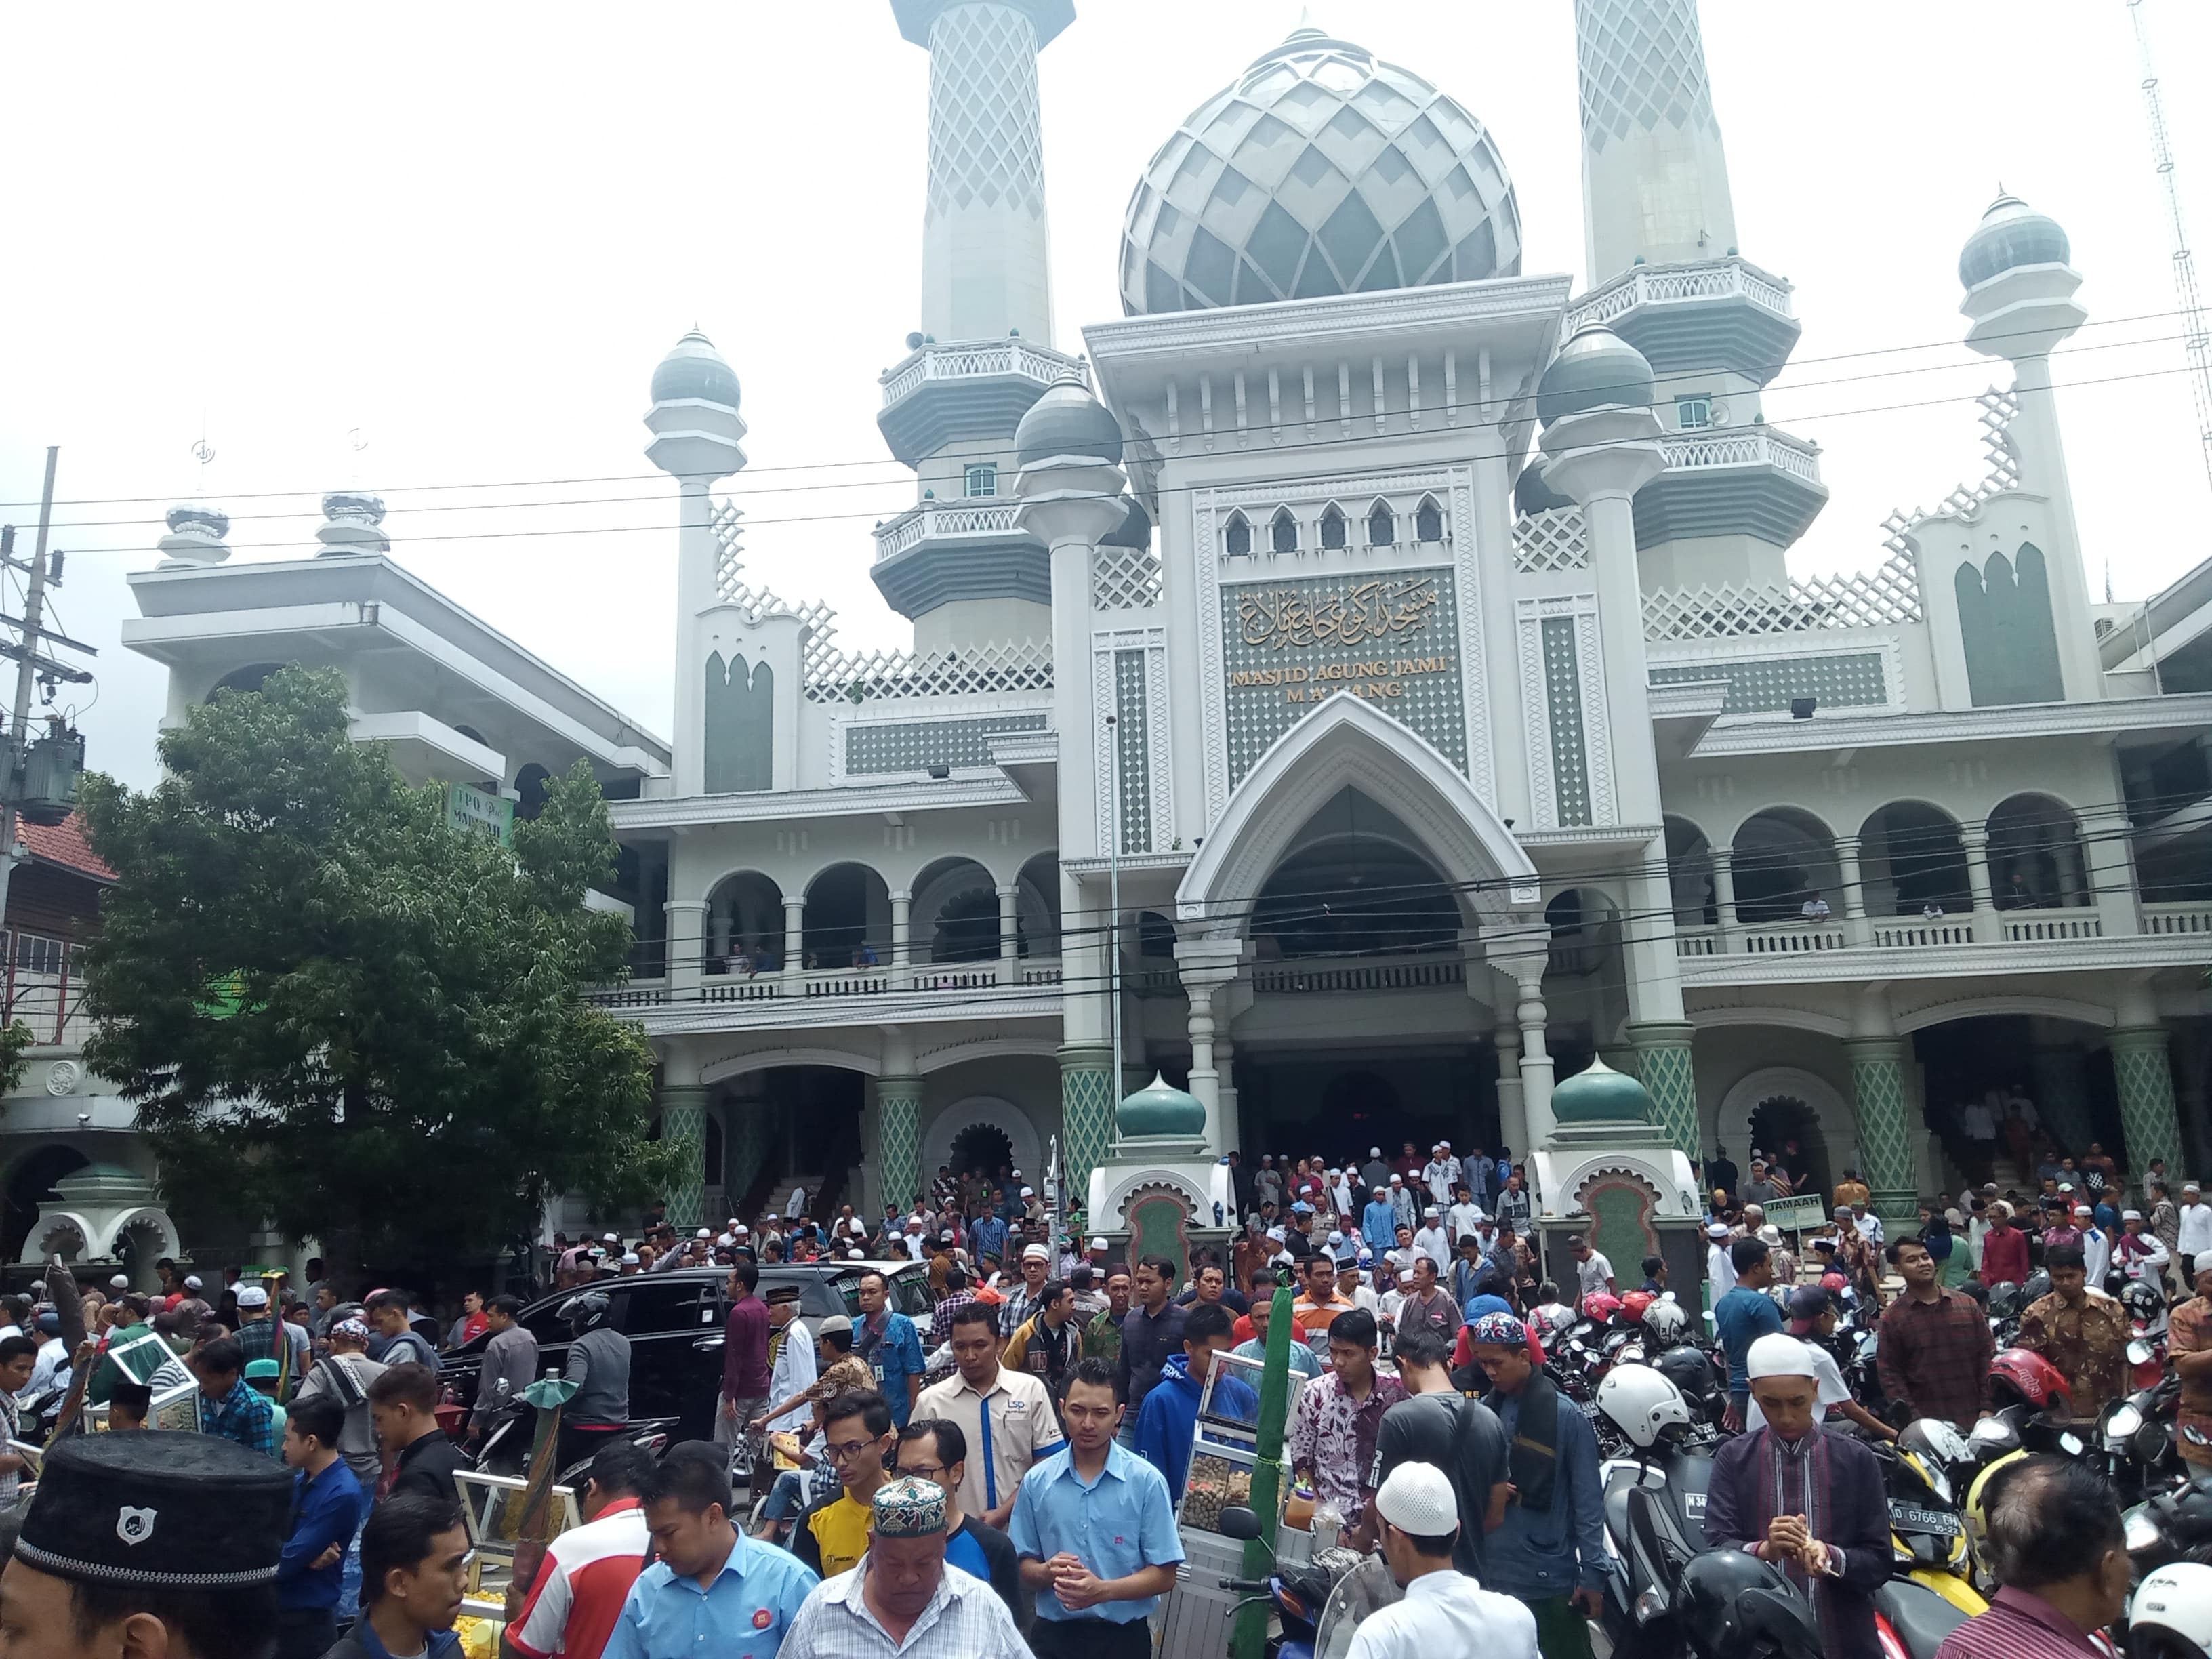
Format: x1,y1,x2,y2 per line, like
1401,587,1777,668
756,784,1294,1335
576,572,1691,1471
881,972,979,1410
16,1431,290,1589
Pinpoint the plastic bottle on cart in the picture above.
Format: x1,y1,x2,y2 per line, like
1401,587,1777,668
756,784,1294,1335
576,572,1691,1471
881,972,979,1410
1312,1499,1343,1552
1284,1481,1315,1532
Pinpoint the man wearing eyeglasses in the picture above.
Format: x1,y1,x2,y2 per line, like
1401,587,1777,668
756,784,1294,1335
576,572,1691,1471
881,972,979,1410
894,1416,1022,1614
790,1391,898,1580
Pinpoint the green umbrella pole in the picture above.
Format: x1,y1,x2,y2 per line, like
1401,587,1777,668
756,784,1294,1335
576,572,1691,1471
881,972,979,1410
1231,1284,1294,1659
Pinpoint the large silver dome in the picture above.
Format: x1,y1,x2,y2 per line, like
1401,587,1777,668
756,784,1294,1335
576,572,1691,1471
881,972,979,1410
1119,28,1521,316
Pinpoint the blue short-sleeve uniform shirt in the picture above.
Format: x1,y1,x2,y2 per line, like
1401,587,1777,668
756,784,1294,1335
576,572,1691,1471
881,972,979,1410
1007,1441,1185,1625
602,1527,819,1659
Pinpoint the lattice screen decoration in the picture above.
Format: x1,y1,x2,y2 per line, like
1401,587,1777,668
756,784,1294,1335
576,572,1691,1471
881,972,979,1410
844,712,1049,777
1642,551,1922,642
1648,652,1889,714
805,637,1053,704
926,3,1046,216
709,498,837,640
1513,508,1589,573
1093,542,1164,610
1575,0,1721,148
1113,652,1152,854
1881,387,2022,556
1540,617,1594,826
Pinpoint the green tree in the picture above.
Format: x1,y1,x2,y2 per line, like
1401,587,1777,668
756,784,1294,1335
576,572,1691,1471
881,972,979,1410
77,665,674,1284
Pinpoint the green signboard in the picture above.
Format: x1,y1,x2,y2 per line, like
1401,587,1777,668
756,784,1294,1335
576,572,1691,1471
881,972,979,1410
447,781,515,846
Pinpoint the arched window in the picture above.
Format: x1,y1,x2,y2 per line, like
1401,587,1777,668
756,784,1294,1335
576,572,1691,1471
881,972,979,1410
1366,501,1395,547
1225,512,1252,558
1415,495,1445,544
963,463,997,499
1319,504,1347,549
1270,508,1298,554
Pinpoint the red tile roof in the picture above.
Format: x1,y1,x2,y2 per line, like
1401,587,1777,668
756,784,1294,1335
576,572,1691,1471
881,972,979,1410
20,813,115,884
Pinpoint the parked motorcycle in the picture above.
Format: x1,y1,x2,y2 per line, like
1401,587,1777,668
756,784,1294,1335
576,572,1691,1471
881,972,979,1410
1872,1419,1986,1615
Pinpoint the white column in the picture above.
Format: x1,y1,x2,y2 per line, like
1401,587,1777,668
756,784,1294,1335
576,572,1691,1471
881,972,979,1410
1494,1023,1528,1157
998,883,1021,979
1711,848,1740,951
782,895,807,983
1187,980,1220,1136
1215,1038,1240,1162
1963,826,2000,944
1509,956,1556,1149
666,899,708,998
1837,836,1870,946
890,890,913,987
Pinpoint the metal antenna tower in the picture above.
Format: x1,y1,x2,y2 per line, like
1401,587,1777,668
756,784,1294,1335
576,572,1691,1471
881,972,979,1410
2129,0,2212,493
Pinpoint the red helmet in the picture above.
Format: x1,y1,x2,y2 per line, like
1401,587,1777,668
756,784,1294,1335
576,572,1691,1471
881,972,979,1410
1583,1292,1625,1322
1620,1290,1656,1323
1820,1271,1849,1292
1989,1347,2071,1413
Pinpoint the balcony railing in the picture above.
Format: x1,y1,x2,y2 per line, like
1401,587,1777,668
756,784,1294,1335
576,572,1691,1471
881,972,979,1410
879,338,1089,410
1671,903,2137,960
1660,427,1822,485
1249,953,1465,994
873,499,1027,563
2142,902,2212,935
587,958,1063,1009
1566,257,1797,334
2,929,91,1047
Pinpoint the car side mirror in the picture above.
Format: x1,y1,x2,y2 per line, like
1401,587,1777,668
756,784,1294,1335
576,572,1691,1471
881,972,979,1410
1218,1505,1262,1541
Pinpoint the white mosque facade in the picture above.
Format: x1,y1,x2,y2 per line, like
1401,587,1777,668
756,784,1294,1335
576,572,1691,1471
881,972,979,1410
106,0,2212,1258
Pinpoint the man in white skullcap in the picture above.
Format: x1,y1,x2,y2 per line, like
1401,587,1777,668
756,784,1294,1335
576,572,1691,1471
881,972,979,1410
1704,1332,1891,1659
1344,1461,1536,1659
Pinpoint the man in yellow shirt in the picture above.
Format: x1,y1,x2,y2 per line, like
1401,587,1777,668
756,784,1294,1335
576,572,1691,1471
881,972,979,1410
790,1389,895,1578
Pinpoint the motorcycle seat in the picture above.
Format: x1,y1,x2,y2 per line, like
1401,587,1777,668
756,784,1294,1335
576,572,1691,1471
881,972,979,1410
1875,1579,1969,1658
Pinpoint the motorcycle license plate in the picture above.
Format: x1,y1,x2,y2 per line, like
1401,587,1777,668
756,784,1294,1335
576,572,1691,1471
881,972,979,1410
1890,1502,1961,1536
1681,1491,1706,1518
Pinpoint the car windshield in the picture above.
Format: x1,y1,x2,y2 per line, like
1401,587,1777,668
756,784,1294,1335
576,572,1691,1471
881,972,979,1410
833,1267,935,1319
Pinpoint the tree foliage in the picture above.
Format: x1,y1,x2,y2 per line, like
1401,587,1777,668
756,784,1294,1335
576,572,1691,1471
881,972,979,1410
77,666,674,1281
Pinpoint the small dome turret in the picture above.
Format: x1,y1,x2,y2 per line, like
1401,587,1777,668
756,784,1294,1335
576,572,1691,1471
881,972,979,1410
1551,1055,1654,1126
1513,458,1574,516
1014,377,1123,468
1115,1073,1207,1138
1959,194,2070,290
1536,324,1654,426
1101,495,1153,548
651,329,742,410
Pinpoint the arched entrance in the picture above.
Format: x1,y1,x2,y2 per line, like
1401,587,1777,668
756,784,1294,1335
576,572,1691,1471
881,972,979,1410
1715,1067,1854,1206
949,1124,1013,1180
921,1097,1042,1190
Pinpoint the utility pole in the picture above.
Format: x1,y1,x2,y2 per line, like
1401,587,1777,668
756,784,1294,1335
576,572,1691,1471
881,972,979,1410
2127,0,2212,495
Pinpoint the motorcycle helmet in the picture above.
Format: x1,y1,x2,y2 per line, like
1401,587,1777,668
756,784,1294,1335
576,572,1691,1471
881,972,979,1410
2132,1563,2212,1659
1676,1549,1820,1659
1988,1347,2070,1414
2022,1268,2052,1304
1820,1271,1851,1294
1896,1418,1973,1505
1621,1290,1655,1323
1653,1343,1723,1412
1596,1362,1694,1448
1967,1414,2021,1462
1985,1281,2023,1320
558,1290,611,1331
1642,1296,1689,1347
1583,1292,1624,1324
2123,1280,2167,1326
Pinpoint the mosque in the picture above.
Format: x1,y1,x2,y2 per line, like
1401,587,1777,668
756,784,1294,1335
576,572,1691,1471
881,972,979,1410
41,0,2212,1269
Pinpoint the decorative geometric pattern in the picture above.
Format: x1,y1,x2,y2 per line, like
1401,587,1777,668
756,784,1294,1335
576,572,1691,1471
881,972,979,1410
1118,29,1521,316
1845,1039,1919,1224
1114,651,1152,854
1059,1052,1116,1206
926,4,1045,216
1580,1173,1662,1269
1630,1028,1699,1156
1648,651,1889,714
1574,0,1720,149
2110,1029,2184,1179
659,1085,711,1231
1642,550,1923,642
1540,617,1593,827
1093,542,1164,610
878,1078,925,1214
725,1099,767,1210
1512,508,1590,573
804,637,1052,703
844,712,1048,777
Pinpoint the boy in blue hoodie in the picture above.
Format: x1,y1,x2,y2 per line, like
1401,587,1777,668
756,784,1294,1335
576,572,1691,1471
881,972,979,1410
1134,1303,1260,1500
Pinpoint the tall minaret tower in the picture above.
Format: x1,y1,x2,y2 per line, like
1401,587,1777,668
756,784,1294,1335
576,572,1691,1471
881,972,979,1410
1552,0,1823,592
876,1,1087,657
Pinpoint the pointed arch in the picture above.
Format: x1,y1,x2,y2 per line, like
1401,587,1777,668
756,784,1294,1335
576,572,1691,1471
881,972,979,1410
1269,506,1298,554
1175,693,1535,937
1224,511,1252,558
1366,499,1396,548
1414,494,1446,544
1318,502,1348,550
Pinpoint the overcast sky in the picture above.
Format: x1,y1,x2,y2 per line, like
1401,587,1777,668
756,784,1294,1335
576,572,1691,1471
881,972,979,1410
4,1,2211,791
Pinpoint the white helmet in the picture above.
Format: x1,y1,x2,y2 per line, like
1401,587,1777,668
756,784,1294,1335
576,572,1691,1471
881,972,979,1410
1641,1296,1689,1346
2134,1564,2212,1659
1595,1361,1693,1449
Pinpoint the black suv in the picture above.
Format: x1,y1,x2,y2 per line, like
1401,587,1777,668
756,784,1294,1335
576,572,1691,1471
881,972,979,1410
445,1260,936,1445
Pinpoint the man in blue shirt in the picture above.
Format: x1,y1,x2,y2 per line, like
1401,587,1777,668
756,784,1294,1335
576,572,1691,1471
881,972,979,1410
1010,1357,1185,1659
969,1209,1008,1272
854,1269,926,1427
1712,1235,1784,1430
607,1441,818,1659
1361,1186,1400,1254
1134,1304,1260,1500
276,1395,369,1659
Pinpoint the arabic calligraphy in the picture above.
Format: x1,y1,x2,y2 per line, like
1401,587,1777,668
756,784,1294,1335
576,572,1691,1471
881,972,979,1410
1236,577,1441,653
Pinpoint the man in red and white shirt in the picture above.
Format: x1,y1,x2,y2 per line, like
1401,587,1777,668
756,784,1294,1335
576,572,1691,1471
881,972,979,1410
506,1441,655,1659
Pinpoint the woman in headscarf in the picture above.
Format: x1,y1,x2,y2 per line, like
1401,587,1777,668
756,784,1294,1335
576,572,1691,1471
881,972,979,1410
1923,1208,1964,1287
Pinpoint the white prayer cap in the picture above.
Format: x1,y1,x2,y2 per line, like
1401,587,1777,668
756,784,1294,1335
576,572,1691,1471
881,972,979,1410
1090,1237,1108,1250
1370,1147,1382,1158
1020,1186,1035,1197
1746,1332,1817,1380
1373,1462,1458,1535
621,1252,640,1265
1706,1223,1730,1239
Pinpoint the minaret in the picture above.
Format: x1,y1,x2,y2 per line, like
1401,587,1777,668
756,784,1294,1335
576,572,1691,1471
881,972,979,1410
1559,0,1823,592
876,1,1084,657
1573,0,1736,283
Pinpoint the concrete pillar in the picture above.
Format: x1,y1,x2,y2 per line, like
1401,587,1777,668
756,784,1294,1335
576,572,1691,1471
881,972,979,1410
659,1083,712,1230
1711,850,1739,951
1186,979,1221,1144
2029,1042,2096,1157
1215,1039,1241,1164
1058,1044,1116,1215
2111,1028,2184,1179
1494,1023,1528,1156
1836,837,1870,946
1962,826,2000,944
1629,1019,1700,1155
782,895,806,982
1510,956,1557,1149
724,1094,768,1218
1845,1033,1919,1225
890,889,913,987
998,883,1021,977
666,899,708,998
877,1075,925,1217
